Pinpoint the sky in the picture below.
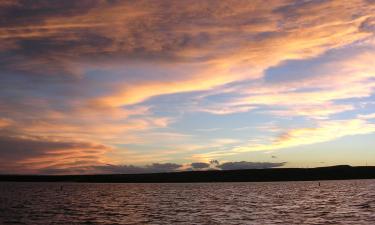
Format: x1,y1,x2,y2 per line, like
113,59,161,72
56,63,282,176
0,0,375,174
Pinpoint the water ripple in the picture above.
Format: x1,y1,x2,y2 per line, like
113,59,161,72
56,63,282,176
0,180,374,224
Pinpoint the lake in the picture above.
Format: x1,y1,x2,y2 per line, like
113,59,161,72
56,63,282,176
0,180,374,224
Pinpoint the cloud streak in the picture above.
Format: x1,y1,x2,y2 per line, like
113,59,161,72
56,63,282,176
0,134,110,174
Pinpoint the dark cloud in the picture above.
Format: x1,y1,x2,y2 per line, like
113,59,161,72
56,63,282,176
89,161,286,175
93,163,183,174
217,161,286,170
190,162,210,169
0,135,101,159
37,167,94,175
274,0,328,16
0,134,108,174
0,0,103,27
34,160,287,174
360,17,375,33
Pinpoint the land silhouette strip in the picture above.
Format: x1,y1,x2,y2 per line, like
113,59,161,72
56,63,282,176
1,165,374,183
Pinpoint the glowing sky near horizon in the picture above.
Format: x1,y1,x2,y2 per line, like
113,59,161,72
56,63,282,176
0,0,375,174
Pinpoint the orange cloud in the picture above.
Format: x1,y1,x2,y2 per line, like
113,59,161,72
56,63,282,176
84,0,374,108
0,118,12,128
2,0,373,104
201,43,375,117
0,134,111,174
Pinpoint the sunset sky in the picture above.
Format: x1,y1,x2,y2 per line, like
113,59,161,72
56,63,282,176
1,0,375,174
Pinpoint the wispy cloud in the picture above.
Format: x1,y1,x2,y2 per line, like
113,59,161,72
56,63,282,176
234,118,375,152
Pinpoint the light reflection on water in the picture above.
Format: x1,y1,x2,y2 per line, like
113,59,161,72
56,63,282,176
0,180,374,224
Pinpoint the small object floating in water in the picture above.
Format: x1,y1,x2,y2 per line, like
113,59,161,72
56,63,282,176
60,185,63,191
318,182,321,187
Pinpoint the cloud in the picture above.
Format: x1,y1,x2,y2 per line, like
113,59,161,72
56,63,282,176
3,159,286,174
359,113,375,119
198,104,256,115
360,17,375,33
92,163,183,174
192,117,375,160
234,118,375,152
90,0,375,107
190,162,210,169
0,118,12,128
2,0,374,109
269,104,355,119
217,161,286,170
88,160,286,175
1,0,373,102
198,39,375,117
0,134,110,174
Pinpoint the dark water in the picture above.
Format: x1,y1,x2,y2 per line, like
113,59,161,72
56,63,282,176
0,180,374,225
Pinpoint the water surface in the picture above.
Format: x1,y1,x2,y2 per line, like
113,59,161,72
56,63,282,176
0,180,374,224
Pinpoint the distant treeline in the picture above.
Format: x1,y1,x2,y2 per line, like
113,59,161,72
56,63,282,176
1,165,374,183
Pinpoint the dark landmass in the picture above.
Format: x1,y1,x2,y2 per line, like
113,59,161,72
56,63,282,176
0,165,374,183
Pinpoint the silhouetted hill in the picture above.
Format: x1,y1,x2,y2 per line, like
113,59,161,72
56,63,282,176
1,165,374,183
